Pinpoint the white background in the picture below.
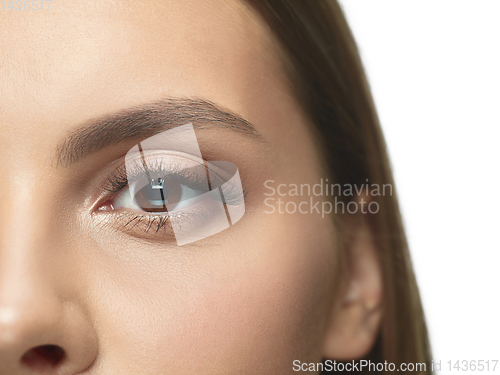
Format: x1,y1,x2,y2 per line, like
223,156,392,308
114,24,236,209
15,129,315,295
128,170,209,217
337,1,500,373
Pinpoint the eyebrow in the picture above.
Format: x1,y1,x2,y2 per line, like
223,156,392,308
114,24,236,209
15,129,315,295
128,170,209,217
56,98,261,167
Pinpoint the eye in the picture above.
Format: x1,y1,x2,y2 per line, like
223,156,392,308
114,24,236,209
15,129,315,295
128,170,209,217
96,151,246,245
112,175,206,214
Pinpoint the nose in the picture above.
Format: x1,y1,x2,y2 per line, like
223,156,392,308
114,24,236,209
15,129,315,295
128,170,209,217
0,250,98,375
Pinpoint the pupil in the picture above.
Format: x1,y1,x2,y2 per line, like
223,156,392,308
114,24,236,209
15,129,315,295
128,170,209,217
134,178,169,211
150,178,164,190
146,183,168,206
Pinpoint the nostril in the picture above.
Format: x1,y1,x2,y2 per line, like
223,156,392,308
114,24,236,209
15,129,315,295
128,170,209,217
21,344,66,370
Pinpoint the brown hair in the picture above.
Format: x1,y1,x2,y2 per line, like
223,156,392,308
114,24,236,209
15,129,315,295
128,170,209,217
244,0,432,373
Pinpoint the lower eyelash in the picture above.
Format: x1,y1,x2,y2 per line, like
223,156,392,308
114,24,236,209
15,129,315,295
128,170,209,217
120,212,171,233
115,205,210,235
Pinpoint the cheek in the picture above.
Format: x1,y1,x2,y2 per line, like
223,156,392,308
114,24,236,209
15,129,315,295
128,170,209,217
183,229,335,371
84,212,337,373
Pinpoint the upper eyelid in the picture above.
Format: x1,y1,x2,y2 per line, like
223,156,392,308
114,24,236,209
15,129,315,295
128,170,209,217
102,150,210,193
103,150,205,185
109,150,236,192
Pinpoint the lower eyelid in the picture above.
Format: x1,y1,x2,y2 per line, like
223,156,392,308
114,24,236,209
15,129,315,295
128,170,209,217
97,190,238,247
144,216,201,244
101,201,208,234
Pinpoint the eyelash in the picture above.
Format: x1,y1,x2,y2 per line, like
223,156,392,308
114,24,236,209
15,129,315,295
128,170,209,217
97,154,246,236
102,157,210,197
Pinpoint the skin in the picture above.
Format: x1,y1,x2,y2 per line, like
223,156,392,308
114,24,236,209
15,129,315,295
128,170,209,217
0,1,382,374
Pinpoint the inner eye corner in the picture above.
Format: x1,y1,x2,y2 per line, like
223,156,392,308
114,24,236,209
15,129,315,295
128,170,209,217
95,197,114,212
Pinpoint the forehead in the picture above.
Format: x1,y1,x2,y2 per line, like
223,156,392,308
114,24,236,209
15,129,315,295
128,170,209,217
0,0,282,131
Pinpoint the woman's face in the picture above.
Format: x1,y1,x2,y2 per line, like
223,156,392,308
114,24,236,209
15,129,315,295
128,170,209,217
0,1,341,373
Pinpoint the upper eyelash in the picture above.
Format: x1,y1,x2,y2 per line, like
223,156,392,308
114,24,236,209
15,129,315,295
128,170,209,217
103,155,247,206
102,155,210,195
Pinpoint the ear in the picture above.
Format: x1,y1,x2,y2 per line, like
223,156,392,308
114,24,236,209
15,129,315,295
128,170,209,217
322,206,383,360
